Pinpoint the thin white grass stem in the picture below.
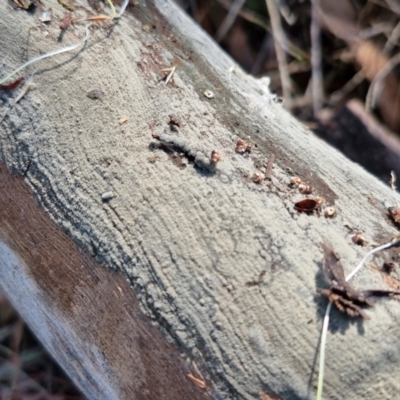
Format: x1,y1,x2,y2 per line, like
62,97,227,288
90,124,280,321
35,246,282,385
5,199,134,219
0,25,90,86
345,240,397,282
316,302,332,400
118,0,129,17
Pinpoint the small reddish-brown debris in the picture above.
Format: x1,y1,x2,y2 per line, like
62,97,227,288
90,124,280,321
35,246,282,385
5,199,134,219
210,150,222,164
298,183,313,194
0,77,25,91
259,390,283,400
60,12,72,30
388,206,400,224
119,116,128,125
352,233,365,246
382,262,396,274
187,373,206,389
324,206,335,218
168,115,180,128
12,0,32,9
289,176,302,186
253,172,265,184
148,154,159,163
235,139,252,154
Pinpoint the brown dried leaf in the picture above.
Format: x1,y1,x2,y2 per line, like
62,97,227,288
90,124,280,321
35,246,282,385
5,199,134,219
321,245,400,319
322,244,346,286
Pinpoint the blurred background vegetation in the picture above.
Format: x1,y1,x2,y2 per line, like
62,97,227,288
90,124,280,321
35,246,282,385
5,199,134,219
177,0,400,184
2,0,400,398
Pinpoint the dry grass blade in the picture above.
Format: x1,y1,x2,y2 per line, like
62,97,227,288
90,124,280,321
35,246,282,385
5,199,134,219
265,0,292,110
215,0,245,42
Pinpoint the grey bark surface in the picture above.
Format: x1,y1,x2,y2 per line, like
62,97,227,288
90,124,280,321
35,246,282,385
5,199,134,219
1,1,400,399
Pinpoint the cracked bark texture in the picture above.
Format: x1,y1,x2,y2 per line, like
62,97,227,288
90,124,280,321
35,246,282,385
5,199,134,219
1,1,400,399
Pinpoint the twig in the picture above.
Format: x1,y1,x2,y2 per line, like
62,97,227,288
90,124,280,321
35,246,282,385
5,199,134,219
265,0,292,110
160,66,176,85
365,52,400,112
310,1,324,114
265,153,275,180
118,0,129,17
14,71,35,104
215,0,308,61
0,25,90,86
215,0,245,43
328,70,365,107
384,21,400,54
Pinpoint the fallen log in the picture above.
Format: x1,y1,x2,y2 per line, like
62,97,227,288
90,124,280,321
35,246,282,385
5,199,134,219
1,1,400,399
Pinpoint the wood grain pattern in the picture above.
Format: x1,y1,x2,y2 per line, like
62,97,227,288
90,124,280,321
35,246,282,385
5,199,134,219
0,162,209,400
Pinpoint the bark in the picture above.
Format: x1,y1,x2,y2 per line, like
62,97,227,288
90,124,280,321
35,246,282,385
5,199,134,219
1,1,400,399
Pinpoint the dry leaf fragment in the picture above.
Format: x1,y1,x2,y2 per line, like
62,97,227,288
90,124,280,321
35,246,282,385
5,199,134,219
60,12,72,30
58,0,75,11
388,206,400,224
320,244,400,319
13,0,32,9
0,77,25,91
169,115,180,128
40,8,53,23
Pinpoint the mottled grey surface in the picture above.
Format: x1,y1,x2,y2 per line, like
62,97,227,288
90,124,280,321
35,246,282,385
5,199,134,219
1,0,400,398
